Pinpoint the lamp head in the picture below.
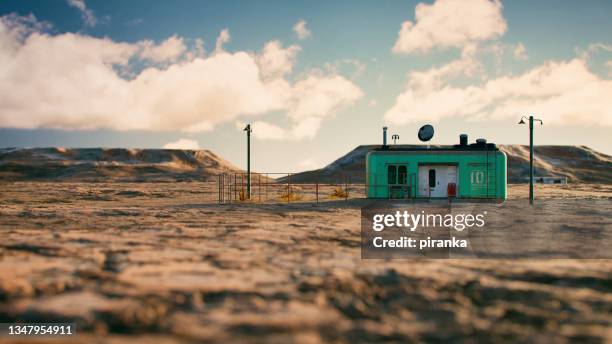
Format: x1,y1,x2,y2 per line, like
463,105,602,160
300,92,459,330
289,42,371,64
518,118,526,125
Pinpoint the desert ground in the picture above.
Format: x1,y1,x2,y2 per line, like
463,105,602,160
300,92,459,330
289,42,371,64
0,182,611,343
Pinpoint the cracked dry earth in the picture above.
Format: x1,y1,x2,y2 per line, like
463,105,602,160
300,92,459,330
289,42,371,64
0,182,611,343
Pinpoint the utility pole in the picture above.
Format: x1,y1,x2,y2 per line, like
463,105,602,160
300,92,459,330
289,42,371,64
244,124,252,199
519,115,543,204
529,116,534,204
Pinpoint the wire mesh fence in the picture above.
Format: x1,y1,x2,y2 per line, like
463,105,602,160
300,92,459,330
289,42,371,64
217,172,368,204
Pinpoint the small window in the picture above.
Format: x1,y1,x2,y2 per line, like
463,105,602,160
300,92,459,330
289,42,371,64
429,169,436,187
398,165,407,185
387,165,397,184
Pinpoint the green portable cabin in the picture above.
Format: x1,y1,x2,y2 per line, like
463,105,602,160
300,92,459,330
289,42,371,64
366,135,506,200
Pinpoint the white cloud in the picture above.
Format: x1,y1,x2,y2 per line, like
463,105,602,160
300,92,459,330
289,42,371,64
246,118,321,141
392,0,507,54
324,58,366,79
214,28,230,53
237,72,363,141
0,15,362,140
289,117,323,140
405,44,482,91
257,40,301,79
237,121,288,140
607,60,612,77
297,158,319,170
513,42,528,60
66,0,97,27
192,38,205,58
235,73,363,141
293,19,311,40
288,74,363,120
585,43,612,55
0,13,51,41
252,74,362,140
385,57,612,126
163,138,200,150
138,35,186,63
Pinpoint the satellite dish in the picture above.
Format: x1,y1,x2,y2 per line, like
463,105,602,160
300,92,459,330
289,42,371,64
418,124,434,142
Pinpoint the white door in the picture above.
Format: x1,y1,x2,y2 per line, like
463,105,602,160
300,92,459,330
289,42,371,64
418,165,457,197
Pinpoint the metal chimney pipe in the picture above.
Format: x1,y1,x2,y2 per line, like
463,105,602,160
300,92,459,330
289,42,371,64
383,127,388,147
460,134,468,146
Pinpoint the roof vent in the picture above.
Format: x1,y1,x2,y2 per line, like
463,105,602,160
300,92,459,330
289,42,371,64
382,127,388,149
459,134,468,146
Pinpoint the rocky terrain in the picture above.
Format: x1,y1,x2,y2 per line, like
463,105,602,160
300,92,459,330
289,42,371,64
282,145,612,184
0,182,610,343
0,148,244,182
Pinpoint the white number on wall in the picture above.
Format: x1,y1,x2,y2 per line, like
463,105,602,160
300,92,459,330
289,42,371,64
471,171,485,184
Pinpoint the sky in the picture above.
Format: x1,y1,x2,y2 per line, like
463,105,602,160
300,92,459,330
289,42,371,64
0,0,611,172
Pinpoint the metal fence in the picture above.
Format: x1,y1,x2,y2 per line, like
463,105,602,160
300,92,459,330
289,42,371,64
217,172,367,204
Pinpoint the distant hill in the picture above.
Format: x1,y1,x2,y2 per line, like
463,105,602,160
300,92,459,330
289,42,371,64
2,145,610,183
0,148,244,182
281,145,612,184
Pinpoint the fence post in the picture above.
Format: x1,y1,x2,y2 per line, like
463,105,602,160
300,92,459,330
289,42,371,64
221,174,224,204
287,173,291,203
346,176,350,201
345,175,348,201
241,173,244,201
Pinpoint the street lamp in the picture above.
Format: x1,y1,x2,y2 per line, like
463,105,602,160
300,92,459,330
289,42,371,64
244,124,252,199
392,134,400,145
518,115,543,204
